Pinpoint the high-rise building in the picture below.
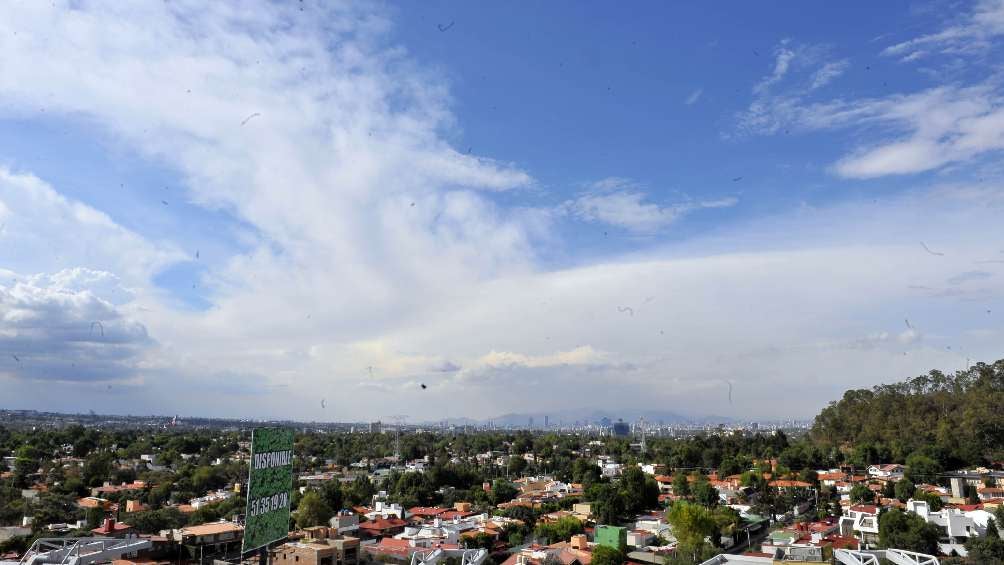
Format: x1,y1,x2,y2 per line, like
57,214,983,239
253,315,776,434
369,421,381,434
544,415,549,429
612,419,630,437
529,416,534,429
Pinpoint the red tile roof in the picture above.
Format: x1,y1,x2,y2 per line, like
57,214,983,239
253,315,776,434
769,480,812,488
358,517,407,533
409,506,449,517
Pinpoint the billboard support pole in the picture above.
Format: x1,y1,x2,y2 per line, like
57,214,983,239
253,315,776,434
259,546,268,565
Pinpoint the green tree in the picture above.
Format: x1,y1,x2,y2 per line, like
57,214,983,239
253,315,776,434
672,474,690,498
717,457,743,478
508,455,528,477
127,507,187,533
590,545,624,565
30,492,83,529
620,466,658,514
904,453,942,484
894,479,915,503
850,483,875,504
965,535,1004,564
878,508,940,555
490,480,518,505
86,506,105,530
593,484,625,525
534,516,583,544
321,480,343,512
296,490,333,528
82,453,114,488
912,490,944,511
666,502,716,562
691,474,718,508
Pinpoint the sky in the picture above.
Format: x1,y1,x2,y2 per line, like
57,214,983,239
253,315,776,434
1,0,1004,423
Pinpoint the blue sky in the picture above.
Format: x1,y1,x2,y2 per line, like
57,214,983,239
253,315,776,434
1,0,1003,421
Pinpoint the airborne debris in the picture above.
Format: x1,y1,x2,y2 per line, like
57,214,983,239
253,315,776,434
732,176,743,182
90,321,104,337
437,21,454,32
241,112,261,126
161,200,169,206
617,306,634,316
420,383,427,389
920,242,944,256
904,319,912,329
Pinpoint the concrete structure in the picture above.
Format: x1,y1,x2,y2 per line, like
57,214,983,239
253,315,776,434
838,505,880,548
329,511,359,536
594,525,627,552
612,420,630,437
90,519,134,539
271,531,359,565
17,537,152,565
906,499,984,555
189,489,234,509
168,521,243,562
867,465,905,479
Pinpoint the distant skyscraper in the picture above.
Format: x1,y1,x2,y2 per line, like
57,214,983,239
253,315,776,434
544,415,549,429
612,419,630,437
529,416,534,429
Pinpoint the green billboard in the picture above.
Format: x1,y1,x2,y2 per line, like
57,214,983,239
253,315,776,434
242,427,294,554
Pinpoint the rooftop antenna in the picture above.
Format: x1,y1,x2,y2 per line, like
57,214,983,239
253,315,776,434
390,415,408,462
639,417,647,454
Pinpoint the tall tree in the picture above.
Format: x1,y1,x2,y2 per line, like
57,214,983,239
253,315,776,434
878,508,940,555
296,491,333,528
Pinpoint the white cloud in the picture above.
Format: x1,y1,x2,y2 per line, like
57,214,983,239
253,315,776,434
562,178,738,234
809,60,849,90
883,0,1004,61
829,86,1004,178
0,168,181,283
753,43,797,96
0,3,1002,420
737,43,1004,179
684,88,703,105
0,268,152,383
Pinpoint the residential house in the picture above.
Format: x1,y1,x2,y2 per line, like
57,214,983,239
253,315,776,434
867,464,905,479
906,499,987,556
91,518,135,539
838,505,880,548
272,528,359,565
357,517,407,540
169,521,244,562
329,511,360,536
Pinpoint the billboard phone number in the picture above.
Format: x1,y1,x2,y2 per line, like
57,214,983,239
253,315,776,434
248,492,290,517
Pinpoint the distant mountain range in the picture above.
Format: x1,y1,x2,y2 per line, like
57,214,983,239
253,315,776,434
419,408,735,428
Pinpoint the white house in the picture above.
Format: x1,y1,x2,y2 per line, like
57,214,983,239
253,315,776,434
366,501,405,520
906,499,986,556
867,464,905,479
838,504,880,548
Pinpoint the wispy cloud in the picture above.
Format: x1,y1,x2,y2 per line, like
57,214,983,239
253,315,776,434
882,0,1004,61
562,178,737,234
810,59,850,90
736,29,1004,179
685,88,703,105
